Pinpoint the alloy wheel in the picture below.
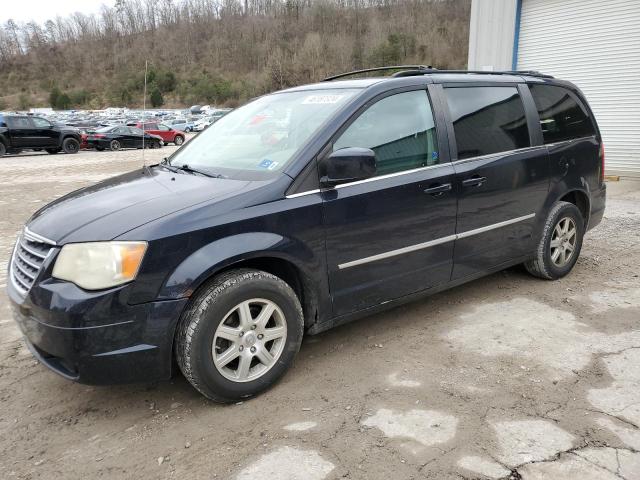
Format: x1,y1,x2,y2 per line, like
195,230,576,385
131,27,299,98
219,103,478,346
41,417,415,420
212,298,287,382
550,216,577,267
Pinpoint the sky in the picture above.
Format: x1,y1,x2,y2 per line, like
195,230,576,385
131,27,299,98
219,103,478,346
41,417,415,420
4,0,115,25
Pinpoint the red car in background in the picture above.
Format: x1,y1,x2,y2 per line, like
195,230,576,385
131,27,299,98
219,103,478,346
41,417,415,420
128,122,186,146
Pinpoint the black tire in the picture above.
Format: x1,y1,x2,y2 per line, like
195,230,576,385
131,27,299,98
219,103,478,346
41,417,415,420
174,135,184,146
0,142,6,156
62,137,80,154
46,148,59,154
96,146,105,151
109,139,121,151
525,201,584,280
175,269,304,403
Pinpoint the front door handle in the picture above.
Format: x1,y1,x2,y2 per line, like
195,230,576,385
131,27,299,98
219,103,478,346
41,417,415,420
423,183,452,196
462,176,487,188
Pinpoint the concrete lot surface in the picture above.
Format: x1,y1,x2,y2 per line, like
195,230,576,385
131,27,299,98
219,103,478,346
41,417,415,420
1,147,639,479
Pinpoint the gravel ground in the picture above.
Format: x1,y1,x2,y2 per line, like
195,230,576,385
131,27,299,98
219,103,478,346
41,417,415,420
0,146,639,480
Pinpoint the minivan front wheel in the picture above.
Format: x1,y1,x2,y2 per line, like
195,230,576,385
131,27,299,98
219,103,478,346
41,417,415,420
175,269,304,402
525,201,584,280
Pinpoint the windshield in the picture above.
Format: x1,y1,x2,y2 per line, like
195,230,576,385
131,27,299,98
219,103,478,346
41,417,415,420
168,89,359,179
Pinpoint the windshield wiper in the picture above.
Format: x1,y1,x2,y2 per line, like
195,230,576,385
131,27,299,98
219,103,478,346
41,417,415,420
158,157,179,173
177,164,226,178
158,158,225,178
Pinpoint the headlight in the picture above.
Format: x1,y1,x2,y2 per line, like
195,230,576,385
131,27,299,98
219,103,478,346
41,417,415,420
52,242,147,290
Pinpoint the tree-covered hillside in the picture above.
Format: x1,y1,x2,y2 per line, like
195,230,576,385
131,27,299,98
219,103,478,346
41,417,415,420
0,0,470,110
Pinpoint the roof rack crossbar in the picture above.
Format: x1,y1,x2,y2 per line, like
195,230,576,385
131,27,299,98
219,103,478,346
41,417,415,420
323,67,553,81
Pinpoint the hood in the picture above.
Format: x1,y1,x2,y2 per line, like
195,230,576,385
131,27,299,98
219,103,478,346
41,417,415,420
27,167,256,243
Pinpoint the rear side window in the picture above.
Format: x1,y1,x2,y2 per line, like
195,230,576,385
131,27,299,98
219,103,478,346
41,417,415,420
6,116,32,129
529,84,595,144
445,86,530,160
333,90,439,176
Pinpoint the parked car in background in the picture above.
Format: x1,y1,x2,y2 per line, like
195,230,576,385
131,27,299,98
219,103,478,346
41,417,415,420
128,122,185,146
0,114,81,155
79,131,90,150
193,109,233,132
86,126,163,151
193,118,210,132
165,118,194,132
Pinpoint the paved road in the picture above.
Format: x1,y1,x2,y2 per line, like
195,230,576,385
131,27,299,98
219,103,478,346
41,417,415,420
1,147,639,479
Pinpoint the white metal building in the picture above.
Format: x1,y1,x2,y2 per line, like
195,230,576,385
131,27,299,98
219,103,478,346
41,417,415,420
468,0,640,176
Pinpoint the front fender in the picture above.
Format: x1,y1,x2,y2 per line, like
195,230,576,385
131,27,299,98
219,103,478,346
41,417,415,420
156,232,316,300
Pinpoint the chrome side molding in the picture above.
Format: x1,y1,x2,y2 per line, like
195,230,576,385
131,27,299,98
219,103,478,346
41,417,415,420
338,213,535,270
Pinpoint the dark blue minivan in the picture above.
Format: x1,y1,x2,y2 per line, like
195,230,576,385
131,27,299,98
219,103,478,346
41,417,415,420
7,67,606,402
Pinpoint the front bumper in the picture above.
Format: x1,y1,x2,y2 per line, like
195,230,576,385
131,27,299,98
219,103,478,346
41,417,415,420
8,279,188,385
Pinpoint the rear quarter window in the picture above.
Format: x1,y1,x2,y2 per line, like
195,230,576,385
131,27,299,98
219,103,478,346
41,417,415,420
528,84,596,144
444,86,530,160
6,116,32,129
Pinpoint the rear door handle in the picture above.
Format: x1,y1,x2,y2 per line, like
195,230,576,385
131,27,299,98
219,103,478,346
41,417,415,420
462,176,487,188
423,183,452,196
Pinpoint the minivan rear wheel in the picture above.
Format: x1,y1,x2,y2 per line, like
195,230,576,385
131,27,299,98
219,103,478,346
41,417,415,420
175,269,304,402
525,201,584,280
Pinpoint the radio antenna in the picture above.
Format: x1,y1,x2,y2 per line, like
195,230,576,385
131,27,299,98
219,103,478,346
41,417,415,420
142,60,148,168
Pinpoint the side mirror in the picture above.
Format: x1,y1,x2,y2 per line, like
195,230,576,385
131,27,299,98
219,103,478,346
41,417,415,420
319,147,376,188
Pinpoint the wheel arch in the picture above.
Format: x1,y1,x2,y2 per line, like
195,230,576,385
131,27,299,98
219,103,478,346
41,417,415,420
544,181,591,227
214,256,318,329
158,233,321,329
558,189,590,227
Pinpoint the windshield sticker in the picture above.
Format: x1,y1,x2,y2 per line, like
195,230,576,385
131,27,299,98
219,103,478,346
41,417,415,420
259,159,279,170
302,94,345,105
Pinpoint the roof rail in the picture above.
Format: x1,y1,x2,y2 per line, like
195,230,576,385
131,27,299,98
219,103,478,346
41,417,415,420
323,65,434,81
323,66,554,81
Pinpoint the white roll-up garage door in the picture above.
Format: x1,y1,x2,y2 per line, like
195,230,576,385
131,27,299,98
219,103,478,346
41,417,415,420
517,0,640,176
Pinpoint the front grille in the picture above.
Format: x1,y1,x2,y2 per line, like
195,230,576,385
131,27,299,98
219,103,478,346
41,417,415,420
10,229,55,295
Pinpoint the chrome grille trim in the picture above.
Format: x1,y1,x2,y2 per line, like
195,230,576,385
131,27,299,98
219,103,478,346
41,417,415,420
16,250,42,269
19,242,48,259
9,229,55,296
24,226,57,246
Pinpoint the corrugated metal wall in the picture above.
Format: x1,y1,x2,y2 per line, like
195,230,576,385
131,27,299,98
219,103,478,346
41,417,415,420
517,0,640,175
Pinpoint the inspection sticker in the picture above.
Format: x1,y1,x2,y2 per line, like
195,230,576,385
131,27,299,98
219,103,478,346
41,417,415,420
302,94,345,105
259,159,279,170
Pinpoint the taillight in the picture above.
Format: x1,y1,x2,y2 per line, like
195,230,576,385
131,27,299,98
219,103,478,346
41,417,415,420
599,142,605,183
92,134,106,138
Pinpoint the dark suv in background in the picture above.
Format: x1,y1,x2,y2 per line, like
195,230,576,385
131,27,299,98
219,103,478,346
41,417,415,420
7,66,606,402
0,114,81,155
